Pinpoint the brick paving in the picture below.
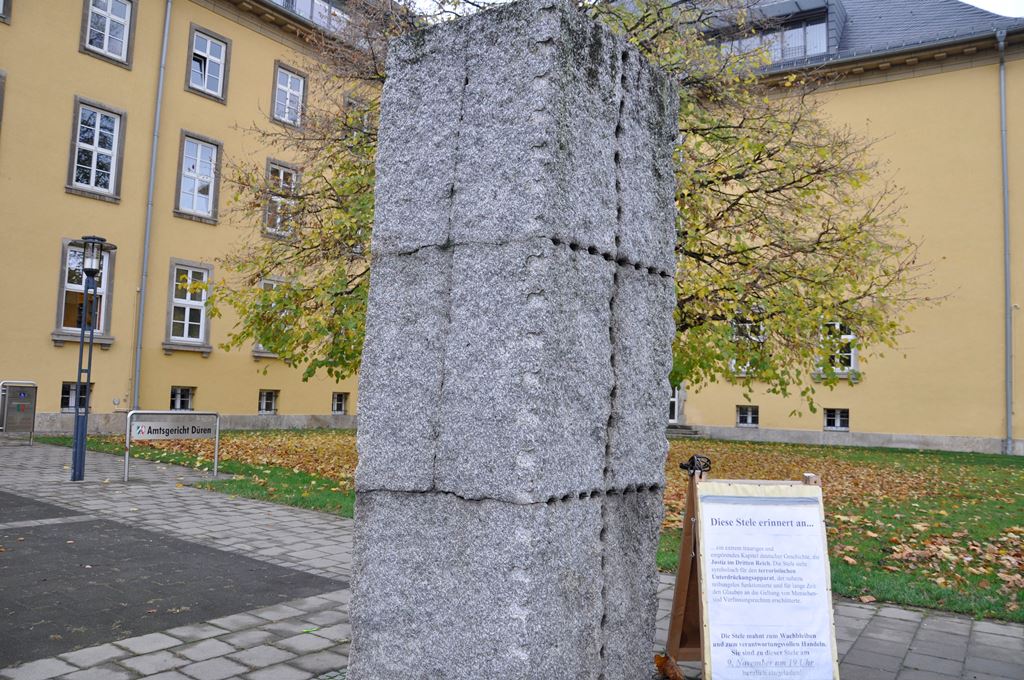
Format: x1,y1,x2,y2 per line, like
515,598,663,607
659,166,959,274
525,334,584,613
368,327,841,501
1,443,1022,679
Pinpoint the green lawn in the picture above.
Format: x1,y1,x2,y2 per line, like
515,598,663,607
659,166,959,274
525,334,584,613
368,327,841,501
660,441,1024,622
34,434,356,518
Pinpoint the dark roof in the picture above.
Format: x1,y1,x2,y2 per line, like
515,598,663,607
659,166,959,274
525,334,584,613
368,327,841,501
837,0,1023,52
759,0,1024,70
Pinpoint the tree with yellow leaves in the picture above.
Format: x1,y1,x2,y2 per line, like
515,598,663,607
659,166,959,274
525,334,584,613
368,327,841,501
212,0,930,406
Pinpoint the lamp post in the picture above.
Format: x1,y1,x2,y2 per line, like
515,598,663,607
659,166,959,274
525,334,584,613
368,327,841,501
70,235,117,482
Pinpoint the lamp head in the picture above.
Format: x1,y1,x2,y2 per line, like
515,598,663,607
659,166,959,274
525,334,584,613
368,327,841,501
79,235,114,277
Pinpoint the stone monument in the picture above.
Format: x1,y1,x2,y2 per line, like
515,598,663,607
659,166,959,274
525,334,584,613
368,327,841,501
350,0,679,676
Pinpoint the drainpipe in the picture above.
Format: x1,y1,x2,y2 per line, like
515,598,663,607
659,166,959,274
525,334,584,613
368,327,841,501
998,30,1014,455
131,0,173,410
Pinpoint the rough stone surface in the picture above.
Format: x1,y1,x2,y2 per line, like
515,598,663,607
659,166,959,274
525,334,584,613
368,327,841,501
372,0,677,262
606,266,676,489
349,491,603,678
372,21,465,255
353,0,678,676
614,50,679,274
436,240,614,502
355,248,450,492
451,1,621,252
602,490,664,679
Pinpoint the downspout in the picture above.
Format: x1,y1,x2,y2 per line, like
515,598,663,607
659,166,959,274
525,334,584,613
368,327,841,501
998,30,1014,455
131,0,173,410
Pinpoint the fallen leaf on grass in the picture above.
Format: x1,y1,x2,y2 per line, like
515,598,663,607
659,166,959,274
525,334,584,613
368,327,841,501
654,654,686,680
842,556,857,565
859,595,876,603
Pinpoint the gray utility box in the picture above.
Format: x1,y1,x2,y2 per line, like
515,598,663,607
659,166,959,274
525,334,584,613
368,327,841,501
1,382,38,438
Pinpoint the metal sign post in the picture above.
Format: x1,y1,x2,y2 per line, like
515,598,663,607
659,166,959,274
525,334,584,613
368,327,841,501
124,410,220,482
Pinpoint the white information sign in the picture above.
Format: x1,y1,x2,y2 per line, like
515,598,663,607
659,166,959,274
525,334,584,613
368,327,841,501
131,421,215,440
698,481,839,680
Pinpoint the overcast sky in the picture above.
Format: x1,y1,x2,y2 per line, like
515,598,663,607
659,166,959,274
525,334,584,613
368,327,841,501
960,0,1024,17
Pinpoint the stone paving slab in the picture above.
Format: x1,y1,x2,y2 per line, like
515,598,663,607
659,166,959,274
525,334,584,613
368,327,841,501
3,444,1023,679
0,445,353,582
7,576,1021,680
0,588,351,680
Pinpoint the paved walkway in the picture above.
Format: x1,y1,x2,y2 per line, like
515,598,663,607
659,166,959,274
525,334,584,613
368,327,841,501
1,443,1021,679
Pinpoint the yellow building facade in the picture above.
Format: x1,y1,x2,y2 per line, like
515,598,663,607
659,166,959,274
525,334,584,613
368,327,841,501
5,0,1024,455
0,0,359,432
681,1,1024,455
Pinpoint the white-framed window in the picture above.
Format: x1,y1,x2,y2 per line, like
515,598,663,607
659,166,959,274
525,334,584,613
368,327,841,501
258,389,278,415
733,318,765,344
736,405,759,428
668,385,681,424
169,386,194,411
85,0,132,62
73,104,121,194
0,0,11,23
722,18,827,63
823,322,857,374
824,408,850,431
332,392,349,415
179,136,218,217
730,315,765,375
61,382,92,413
60,245,110,332
253,279,280,354
268,0,349,32
313,0,349,31
189,30,227,99
266,162,298,236
170,265,208,343
273,65,305,126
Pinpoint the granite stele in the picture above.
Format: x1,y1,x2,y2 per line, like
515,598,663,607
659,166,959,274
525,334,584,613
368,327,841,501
349,0,679,677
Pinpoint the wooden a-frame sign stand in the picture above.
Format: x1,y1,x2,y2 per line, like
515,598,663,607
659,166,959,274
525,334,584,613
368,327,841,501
664,460,824,665
665,462,706,662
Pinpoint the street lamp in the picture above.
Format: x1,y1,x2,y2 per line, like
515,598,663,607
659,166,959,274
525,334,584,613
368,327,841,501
70,235,117,482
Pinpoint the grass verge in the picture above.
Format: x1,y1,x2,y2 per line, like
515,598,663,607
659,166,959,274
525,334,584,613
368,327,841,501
34,434,356,519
